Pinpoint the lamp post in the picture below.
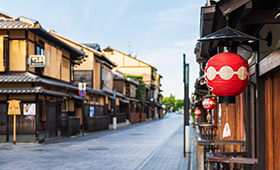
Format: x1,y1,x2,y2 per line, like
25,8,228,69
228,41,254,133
183,53,190,156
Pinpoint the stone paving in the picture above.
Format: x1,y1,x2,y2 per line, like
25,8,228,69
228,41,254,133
0,113,196,170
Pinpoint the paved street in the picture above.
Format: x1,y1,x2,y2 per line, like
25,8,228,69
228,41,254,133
0,113,195,170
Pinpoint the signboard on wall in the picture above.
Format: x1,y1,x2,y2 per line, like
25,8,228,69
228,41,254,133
78,82,86,91
23,103,36,120
28,55,46,67
90,106,95,117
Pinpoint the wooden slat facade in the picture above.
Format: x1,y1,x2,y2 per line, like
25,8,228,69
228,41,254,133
265,71,280,169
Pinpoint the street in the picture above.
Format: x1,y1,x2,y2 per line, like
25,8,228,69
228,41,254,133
0,113,194,170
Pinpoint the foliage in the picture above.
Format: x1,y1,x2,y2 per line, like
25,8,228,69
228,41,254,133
174,99,184,111
163,94,185,112
125,75,146,100
162,94,176,111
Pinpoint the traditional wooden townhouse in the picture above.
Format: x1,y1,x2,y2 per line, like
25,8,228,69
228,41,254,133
0,12,86,142
155,73,163,118
49,31,119,132
194,0,280,169
102,46,163,119
112,69,143,124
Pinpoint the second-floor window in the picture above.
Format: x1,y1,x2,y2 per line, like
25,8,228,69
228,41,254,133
101,67,104,82
36,40,44,55
73,70,93,88
151,69,156,80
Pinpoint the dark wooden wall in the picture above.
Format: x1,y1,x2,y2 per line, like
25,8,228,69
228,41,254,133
265,70,280,170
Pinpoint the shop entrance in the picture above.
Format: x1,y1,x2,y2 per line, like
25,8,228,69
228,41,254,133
46,103,57,138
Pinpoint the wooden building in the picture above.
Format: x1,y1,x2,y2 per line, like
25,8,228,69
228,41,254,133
49,31,118,132
194,0,280,169
0,12,85,142
102,46,163,119
112,70,143,123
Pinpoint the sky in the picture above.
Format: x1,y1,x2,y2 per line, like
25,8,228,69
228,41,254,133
0,0,205,99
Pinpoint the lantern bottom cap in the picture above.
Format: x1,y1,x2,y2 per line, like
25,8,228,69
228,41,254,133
218,96,235,103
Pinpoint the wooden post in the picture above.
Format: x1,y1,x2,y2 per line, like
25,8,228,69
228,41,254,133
197,145,205,170
13,115,16,145
7,100,21,145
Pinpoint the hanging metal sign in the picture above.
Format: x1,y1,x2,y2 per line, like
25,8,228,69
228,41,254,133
79,89,87,97
28,55,46,67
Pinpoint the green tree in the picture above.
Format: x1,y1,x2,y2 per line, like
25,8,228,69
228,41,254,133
162,94,176,111
174,99,184,111
125,75,146,100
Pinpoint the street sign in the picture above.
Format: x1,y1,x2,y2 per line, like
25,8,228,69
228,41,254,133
8,100,21,115
28,55,45,67
78,82,86,91
79,89,87,97
7,100,21,145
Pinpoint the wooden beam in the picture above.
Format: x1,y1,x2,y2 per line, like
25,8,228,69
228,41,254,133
259,48,280,76
265,75,273,170
242,10,280,25
219,0,251,16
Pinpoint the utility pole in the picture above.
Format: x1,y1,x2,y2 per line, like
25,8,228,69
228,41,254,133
183,54,190,157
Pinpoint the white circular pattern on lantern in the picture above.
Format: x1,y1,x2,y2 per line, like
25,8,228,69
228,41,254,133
219,66,234,80
205,65,249,81
205,66,216,80
237,66,249,80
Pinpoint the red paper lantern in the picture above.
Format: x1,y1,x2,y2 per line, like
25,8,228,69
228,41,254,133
205,52,249,97
202,98,215,110
194,108,201,116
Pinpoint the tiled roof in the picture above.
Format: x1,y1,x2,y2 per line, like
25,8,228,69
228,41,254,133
0,87,42,94
0,20,33,28
0,86,68,97
0,72,107,96
0,16,39,29
87,88,106,96
0,14,84,60
0,73,39,83
126,97,139,103
82,43,101,52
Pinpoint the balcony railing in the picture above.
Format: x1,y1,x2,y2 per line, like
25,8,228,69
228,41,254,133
196,123,258,170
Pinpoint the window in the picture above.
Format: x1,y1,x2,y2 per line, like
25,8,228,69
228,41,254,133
0,36,5,72
0,103,7,126
71,64,74,83
35,40,44,55
61,58,70,82
9,40,26,71
151,69,156,80
101,67,105,81
61,99,66,111
35,40,45,73
73,70,93,88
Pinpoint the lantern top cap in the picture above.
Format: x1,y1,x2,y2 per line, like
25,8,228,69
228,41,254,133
203,95,216,99
198,26,258,42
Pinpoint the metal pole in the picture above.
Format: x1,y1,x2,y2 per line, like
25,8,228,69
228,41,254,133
82,97,85,136
113,89,117,129
13,115,16,145
183,54,190,157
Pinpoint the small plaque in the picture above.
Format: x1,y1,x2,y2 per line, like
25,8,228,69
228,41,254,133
29,55,46,67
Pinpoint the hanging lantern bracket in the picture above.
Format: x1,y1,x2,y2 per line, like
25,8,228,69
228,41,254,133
218,96,235,103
